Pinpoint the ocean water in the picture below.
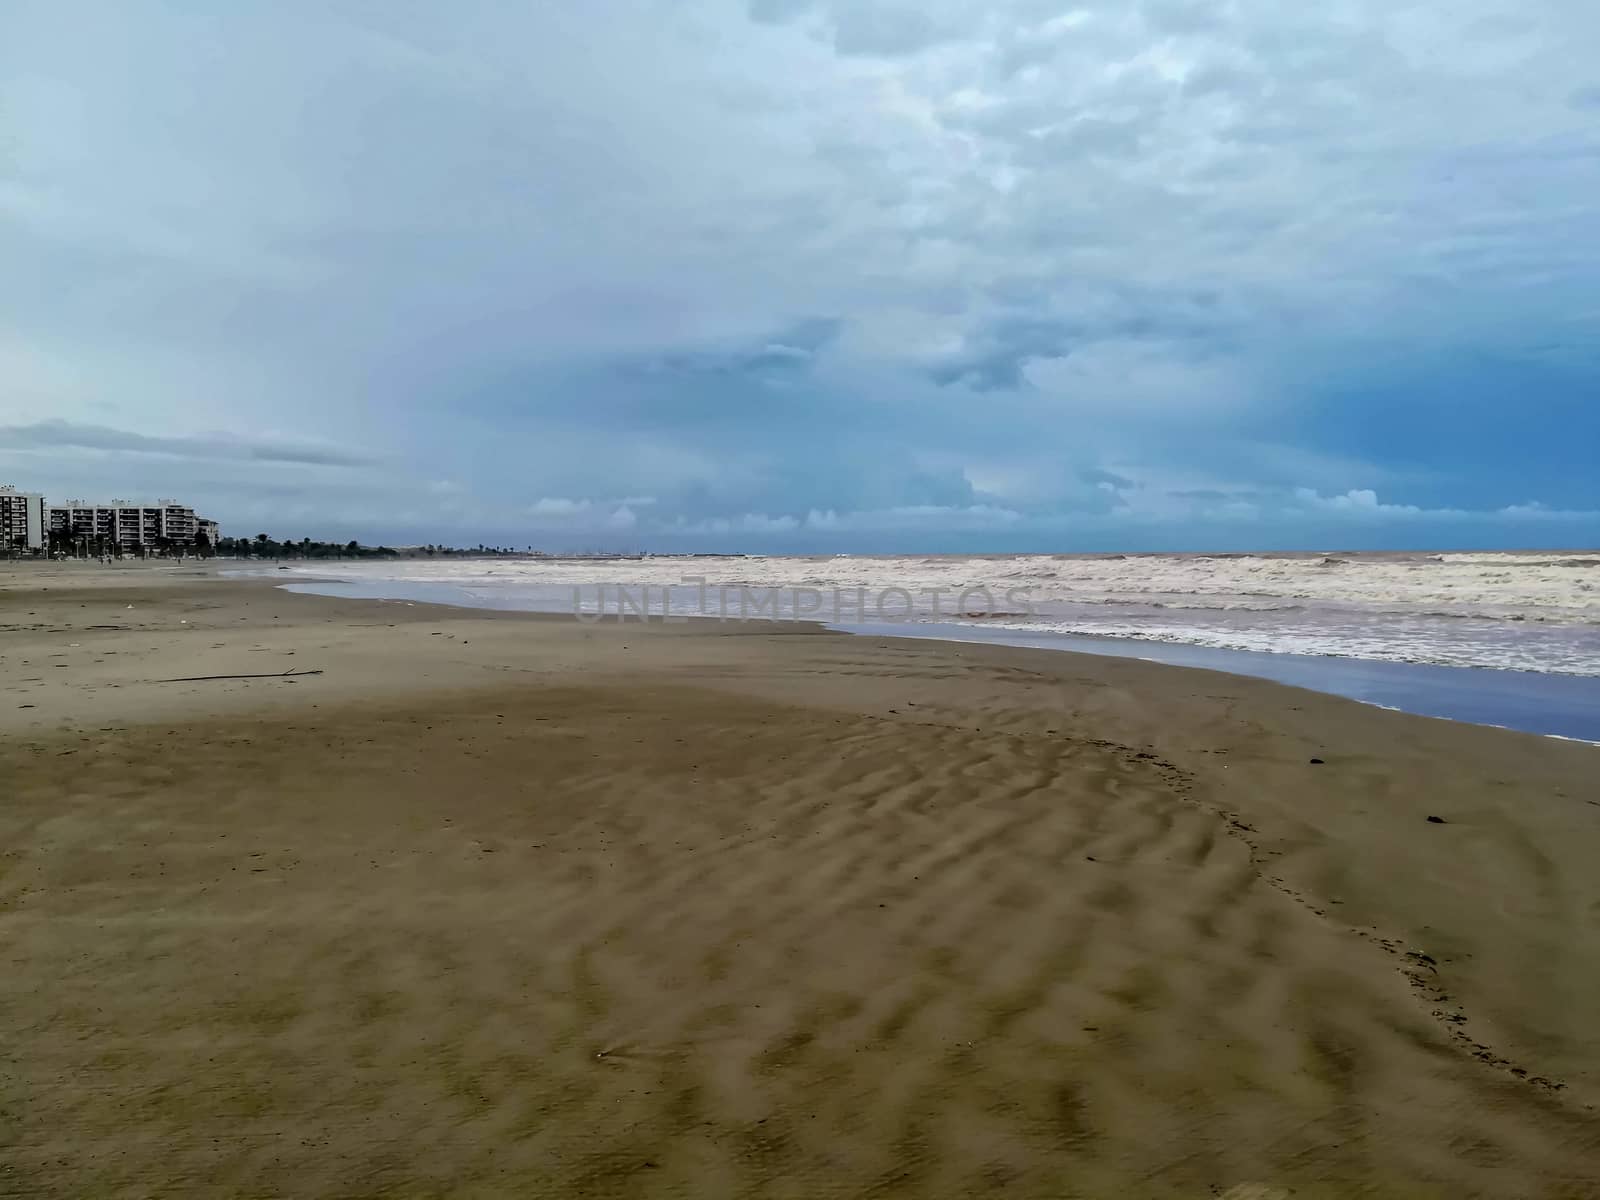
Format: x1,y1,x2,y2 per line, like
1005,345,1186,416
250,551,1600,742
838,622,1600,745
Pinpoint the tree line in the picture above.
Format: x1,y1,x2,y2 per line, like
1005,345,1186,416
220,537,526,558
7,530,536,560
218,535,397,559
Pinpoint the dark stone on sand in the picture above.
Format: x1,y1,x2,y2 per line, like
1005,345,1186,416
1427,815,1447,824
1309,757,1325,764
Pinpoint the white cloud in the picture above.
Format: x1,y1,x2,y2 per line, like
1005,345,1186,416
529,497,591,516
0,420,375,467
1,0,1595,546
1293,488,1430,517
805,504,1024,532
674,513,803,535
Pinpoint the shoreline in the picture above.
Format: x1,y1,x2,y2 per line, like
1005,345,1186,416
842,620,1600,746
5,565,1600,1195
214,550,1600,682
270,574,1600,744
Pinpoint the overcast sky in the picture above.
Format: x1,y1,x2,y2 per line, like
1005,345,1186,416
4,0,1598,550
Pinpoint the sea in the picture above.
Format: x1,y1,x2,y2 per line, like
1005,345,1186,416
251,550,1600,743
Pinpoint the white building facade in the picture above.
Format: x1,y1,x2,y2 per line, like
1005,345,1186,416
47,499,203,551
0,485,47,551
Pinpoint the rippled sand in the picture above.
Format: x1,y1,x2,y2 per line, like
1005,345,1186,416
3,565,1598,1196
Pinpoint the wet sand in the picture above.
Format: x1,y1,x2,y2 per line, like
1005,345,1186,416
3,564,1598,1196
839,621,1600,743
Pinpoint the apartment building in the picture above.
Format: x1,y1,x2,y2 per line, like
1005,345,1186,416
0,485,47,551
48,499,203,551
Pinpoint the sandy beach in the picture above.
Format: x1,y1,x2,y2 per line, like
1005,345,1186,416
3,563,1598,1197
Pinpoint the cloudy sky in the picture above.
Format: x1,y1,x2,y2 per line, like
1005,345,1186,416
4,0,1598,551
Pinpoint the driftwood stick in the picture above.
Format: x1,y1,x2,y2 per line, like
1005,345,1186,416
153,669,325,683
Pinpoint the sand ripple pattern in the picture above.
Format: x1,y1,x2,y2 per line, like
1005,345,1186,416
3,685,1598,1197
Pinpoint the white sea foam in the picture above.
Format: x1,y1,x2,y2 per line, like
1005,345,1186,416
264,550,1600,676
